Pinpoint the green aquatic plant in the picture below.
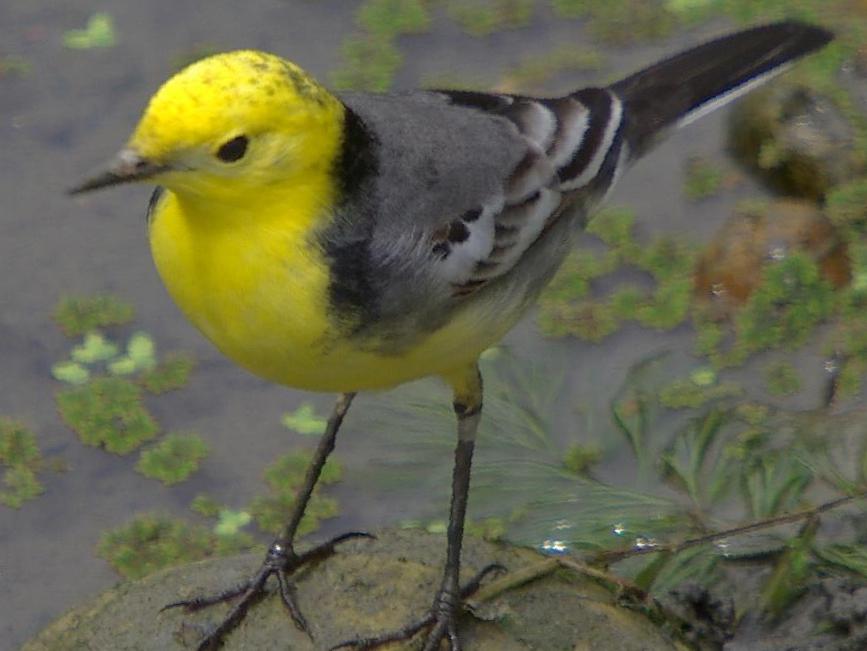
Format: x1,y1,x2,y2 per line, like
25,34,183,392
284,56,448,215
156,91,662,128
0,419,46,508
765,361,802,397
63,12,117,49
140,353,195,394
538,298,619,341
331,36,403,92
71,332,119,364
97,514,254,580
826,178,867,234
0,419,41,468
658,376,742,410
562,444,602,476
135,433,209,485
53,294,134,338
0,55,30,78
683,157,724,200
214,509,253,536
358,0,431,37
1,467,43,509
734,253,835,357
250,450,342,536
57,377,158,454
539,205,694,340
191,494,222,518
109,331,157,375
505,46,604,91
281,403,327,436
586,206,639,257
550,0,677,44
447,0,535,36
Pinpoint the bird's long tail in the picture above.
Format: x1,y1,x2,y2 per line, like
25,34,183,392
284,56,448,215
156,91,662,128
609,20,833,161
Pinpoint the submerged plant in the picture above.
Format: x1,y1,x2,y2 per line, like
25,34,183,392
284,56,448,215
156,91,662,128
136,433,209,485
331,35,403,92
281,403,327,436
53,294,134,337
97,514,254,580
57,377,158,454
765,361,802,397
0,419,47,509
63,12,116,49
683,156,725,200
358,0,430,37
140,353,195,394
250,450,342,536
538,206,694,341
447,0,535,36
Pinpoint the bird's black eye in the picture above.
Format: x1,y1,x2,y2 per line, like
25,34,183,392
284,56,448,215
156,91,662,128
216,135,249,162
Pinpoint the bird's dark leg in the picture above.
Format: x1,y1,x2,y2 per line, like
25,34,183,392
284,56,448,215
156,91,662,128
332,363,503,651
164,392,372,651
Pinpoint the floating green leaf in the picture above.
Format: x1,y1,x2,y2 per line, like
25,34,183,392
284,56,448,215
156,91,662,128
0,420,41,467
765,361,802,396
140,353,195,394
0,55,30,78
214,509,252,536
281,403,327,436
51,361,91,385
127,332,157,370
250,450,342,536
0,419,47,509
57,377,158,454
97,514,253,580
683,156,724,200
358,0,430,37
0,466,44,508
107,356,137,376
53,295,134,337
331,36,402,92
70,332,119,364
63,13,116,50
190,494,222,518
135,433,209,485
447,0,535,36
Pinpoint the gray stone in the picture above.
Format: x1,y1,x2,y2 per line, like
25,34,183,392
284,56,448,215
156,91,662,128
23,529,685,651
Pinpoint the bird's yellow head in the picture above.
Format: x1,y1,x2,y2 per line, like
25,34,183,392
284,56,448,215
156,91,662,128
71,50,345,200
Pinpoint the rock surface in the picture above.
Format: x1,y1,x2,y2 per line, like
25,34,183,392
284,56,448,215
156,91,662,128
24,529,684,651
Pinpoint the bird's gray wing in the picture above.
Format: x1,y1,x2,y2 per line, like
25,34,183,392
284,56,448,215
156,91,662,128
337,88,621,303
428,89,623,296
331,21,831,332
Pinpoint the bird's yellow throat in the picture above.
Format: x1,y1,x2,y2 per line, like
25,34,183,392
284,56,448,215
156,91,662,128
137,52,347,388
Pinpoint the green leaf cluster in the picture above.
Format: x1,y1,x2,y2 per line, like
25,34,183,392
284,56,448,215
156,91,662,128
250,450,342,536
97,514,254,580
53,294,134,338
332,0,431,91
447,0,535,37
0,419,46,508
539,207,694,341
57,377,158,454
135,433,209,485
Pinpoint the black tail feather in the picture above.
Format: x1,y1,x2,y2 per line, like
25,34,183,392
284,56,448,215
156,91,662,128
610,21,833,159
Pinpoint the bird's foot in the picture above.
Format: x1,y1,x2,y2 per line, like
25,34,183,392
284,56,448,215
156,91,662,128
163,531,374,651
330,563,505,651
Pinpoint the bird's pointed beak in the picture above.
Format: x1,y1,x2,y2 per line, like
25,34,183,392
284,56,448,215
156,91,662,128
68,148,169,195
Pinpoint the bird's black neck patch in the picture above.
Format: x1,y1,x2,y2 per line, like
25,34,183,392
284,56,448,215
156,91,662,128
321,105,381,335
334,105,378,204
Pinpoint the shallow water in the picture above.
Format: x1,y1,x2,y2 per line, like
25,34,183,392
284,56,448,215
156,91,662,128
0,3,860,650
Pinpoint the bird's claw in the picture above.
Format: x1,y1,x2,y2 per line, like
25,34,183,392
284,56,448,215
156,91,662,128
161,531,373,651
330,563,505,651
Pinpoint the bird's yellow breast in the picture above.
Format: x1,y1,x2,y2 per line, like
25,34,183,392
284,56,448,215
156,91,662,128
148,189,505,392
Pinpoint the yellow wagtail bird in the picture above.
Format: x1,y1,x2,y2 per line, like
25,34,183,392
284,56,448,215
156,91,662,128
71,21,831,651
